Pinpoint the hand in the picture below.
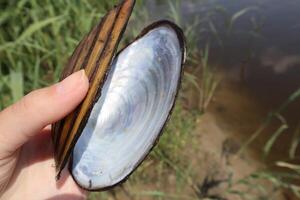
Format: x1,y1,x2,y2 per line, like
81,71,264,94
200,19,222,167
0,70,89,200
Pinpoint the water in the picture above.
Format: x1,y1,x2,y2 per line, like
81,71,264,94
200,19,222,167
145,0,300,162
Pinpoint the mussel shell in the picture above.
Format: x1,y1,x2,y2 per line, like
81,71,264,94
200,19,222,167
52,0,186,191
70,21,186,190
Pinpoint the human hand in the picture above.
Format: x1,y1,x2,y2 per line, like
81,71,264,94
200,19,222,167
0,70,89,200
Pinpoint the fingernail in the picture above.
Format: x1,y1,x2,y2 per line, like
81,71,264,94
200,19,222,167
56,70,88,95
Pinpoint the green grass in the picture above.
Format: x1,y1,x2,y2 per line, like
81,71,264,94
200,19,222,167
233,88,300,199
238,88,300,156
198,44,220,113
0,0,120,108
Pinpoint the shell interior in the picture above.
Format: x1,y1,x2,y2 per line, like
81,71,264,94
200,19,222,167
71,23,185,190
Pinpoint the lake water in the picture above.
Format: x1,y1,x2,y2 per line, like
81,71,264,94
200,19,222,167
145,0,300,163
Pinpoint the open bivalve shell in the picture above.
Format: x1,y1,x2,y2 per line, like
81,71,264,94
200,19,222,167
52,0,186,190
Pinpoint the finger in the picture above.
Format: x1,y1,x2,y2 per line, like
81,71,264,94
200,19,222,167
0,70,89,155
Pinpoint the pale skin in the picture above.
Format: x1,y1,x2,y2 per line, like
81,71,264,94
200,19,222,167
0,70,89,200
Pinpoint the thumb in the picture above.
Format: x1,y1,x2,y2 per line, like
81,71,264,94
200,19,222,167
0,70,89,156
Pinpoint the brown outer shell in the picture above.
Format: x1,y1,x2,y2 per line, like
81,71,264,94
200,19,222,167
52,0,136,179
69,20,187,191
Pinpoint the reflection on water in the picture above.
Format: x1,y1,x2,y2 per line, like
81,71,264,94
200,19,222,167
260,47,300,74
146,0,300,160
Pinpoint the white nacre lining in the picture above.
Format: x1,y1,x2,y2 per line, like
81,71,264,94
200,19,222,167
72,25,182,189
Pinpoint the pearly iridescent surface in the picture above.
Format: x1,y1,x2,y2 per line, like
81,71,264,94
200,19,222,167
71,25,183,189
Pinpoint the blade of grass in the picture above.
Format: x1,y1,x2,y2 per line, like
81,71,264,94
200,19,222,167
263,124,288,158
289,122,300,159
276,161,300,174
238,88,300,155
33,57,40,89
8,65,24,103
228,7,258,33
184,72,201,91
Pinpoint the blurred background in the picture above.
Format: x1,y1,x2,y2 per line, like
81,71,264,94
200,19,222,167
0,0,300,199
